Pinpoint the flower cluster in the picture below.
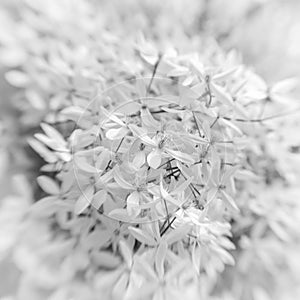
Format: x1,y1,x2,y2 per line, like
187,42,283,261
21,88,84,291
0,1,300,300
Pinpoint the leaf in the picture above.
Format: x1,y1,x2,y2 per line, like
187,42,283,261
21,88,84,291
37,175,60,195
271,77,298,94
40,164,57,172
119,240,133,267
60,106,86,118
135,257,157,280
136,35,159,65
165,260,188,281
0,48,27,67
128,124,155,146
222,165,239,182
96,149,111,170
30,196,64,217
40,123,66,146
133,151,146,168
74,185,94,215
212,68,237,82
269,221,290,242
165,149,194,165
219,118,243,135
191,242,201,275
172,176,194,194
146,96,175,109
182,75,195,86
221,191,239,212
91,251,121,269
202,121,211,140
112,273,129,299
210,83,233,106
91,189,107,209
235,169,258,181
109,208,132,222
147,149,162,169
34,133,66,152
5,70,30,88
117,101,141,115
167,66,189,77
165,224,191,244
232,102,248,119
83,230,111,250
28,138,57,163
25,89,46,110
60,169,74,193
179,85,198,106
136,77,147,96
127,191,141,217
114,167,134,189
207,187,218,204
155,240,168,279
215,247,235,265
252,287,271,300
128,226,157,246
106,127,128,140
102,108,126,126
75,155,99,173
141,107,160,130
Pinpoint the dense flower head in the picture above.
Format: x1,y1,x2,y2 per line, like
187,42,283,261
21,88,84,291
0,1,300,300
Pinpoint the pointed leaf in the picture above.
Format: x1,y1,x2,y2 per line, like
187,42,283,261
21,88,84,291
40,123,66,146
74,185,94,215
37,176,60,195
165,149,194,165
106,127,128,140
165,224,191,244
114,168,134,189
127,191,141,217
128,226,157,246
221,191,239,212
155,240,168,279
91,189,107,209
147,149,162,169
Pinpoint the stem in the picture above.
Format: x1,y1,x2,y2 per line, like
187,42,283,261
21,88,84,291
146,55,162,96
104,137,125,171
193,111,202,137
222,107,300,123
160,216,176,236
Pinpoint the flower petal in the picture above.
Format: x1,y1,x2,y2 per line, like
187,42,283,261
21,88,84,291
147,149,162,169
127,191,141,217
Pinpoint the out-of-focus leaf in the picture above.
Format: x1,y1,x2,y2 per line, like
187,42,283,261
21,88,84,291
5,70,30,88
165,224,191,245
28,138,57,163
165,149,194,165
155,240,168,279
91,251,121,269
114,167,134,189
106,127,128,140
119,240,132,267
40,123,66,146
75,155,99,173
37,175,60,195
210,83,233,106
128,226,157,246
91,189,107,210
74,185,94,215
221,191,239,212
147,149,162,169
127,191,141,217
